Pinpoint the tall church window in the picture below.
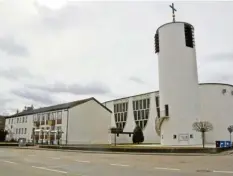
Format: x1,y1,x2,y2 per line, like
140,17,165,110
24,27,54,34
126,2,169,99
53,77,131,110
184,23,195,48
155,32,160,53
133,98,150,129
114,102,128,130
155,96,160,118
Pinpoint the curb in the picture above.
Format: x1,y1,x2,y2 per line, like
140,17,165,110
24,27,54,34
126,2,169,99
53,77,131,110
7,146,223,156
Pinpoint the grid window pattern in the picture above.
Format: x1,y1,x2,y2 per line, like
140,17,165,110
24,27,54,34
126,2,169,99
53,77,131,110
133,98,150,129
114,102,128,130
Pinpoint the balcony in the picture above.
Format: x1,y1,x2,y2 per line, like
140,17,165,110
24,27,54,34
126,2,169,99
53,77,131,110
41,121,45,125
47,120,55,126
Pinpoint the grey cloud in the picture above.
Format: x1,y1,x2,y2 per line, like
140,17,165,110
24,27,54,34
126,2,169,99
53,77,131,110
0,37,29,56
0,97,12,107
129,76,145,84
27,81,111,95
0,67,32,80
35,2,81,30
11,89,54,105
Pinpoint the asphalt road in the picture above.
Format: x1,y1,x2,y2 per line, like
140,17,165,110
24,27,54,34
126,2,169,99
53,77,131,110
0,148,233,176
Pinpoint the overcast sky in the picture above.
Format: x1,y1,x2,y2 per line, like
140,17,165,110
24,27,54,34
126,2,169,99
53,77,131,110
0,0,233,115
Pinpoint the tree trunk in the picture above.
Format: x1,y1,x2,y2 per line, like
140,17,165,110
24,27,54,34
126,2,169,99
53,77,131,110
230,132,232,147
202,132,205,148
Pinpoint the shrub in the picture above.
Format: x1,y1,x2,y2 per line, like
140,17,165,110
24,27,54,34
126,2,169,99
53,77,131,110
132,125,144,144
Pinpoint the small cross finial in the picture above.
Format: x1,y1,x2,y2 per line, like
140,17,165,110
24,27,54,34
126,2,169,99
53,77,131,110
169,3,177,22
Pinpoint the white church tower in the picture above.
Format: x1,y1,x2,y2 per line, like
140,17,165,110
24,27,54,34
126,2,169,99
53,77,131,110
155,3,202,145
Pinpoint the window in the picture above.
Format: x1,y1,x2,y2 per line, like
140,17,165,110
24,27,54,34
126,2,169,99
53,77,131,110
8,119,10,124
122,103,125,111
53,112,57,120
17,118,19,123
173,135,177,139
42,114,45,121
37,114,41,121
22,117,24,123
25,128,27,134
222,89,227,94
133,98,150,129
114,114,117,123
154,32,159,53
135,101,138,110
16,128,18,134
25,116,27,123
57,111,62,124
155,96,159,107
19,128,21,134
114,102,128,130
190,134,193,138
141,110,144,119
139,100,142,109
57,111,62,119
184,23,194,48
50,113,54,120
143,99,146,109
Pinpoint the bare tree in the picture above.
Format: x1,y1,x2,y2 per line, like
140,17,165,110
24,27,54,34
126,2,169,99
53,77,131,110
192,121,213,148
227,125,233,145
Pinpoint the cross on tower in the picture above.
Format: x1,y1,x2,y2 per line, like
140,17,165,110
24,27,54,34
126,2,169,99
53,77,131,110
169,3,177,22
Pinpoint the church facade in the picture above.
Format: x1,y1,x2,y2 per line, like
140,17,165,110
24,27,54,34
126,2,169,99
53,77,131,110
103,83,233,145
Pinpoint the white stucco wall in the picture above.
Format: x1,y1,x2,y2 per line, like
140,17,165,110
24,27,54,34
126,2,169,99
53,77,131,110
200,83,233,144
67,99,111,144
104,92,160,144
105,83,233,145
157,22,201,145
5,114,33,142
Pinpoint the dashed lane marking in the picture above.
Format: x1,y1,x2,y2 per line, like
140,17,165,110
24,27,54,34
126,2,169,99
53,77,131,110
110,163,130,167
3,160,18,164
154,167,180,171
75,160,90,163
31,166,68,174
213,170,233,174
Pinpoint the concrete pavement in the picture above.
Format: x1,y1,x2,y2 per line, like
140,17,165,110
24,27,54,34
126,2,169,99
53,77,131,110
0,148,233,176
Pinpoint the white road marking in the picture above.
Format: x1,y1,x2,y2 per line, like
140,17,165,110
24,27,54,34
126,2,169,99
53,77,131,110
31,166,67,174
50,165,69,168
49,157,61,160
110,163,130,167
75,160,90,163
3,160,17,164
154,167,180,171
214,170,233,174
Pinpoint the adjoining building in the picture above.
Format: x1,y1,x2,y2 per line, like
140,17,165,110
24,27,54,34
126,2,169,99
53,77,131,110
5,97,112,144
104,83,233,145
